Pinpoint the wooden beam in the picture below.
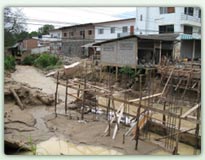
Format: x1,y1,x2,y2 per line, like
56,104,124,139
10,88,24,110
129,93,162,102
181,103,200,118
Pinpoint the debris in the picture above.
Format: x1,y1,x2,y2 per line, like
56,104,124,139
10,88,24,110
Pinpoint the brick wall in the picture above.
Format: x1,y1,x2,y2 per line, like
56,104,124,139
23,39,38,51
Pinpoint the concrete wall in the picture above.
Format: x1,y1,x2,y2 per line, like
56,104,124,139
31,46,50,54
62,40,94,57
100,37,137,67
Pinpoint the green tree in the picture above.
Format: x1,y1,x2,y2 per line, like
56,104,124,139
38,24,54,35
15,31,29,41
4,7,27,47
29,31,38,38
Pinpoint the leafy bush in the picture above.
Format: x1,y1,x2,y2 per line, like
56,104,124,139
34,53,62,69
22,54,40,65
119,66,135,77
4,55,15,70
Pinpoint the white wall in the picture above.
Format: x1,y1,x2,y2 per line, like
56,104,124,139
95,20,135,41
49,30,62,38
31,46,50,54
135,7,201,35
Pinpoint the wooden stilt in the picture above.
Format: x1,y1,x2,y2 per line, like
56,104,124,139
135,74,143,150
54,72,59,117
174,107,182,155
65,79,68,115
81,77,86,120
77,84,80,98
115,66,118,81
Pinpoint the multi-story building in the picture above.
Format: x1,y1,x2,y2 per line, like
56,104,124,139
135,7,201,36
94,18,135,42
60,23,95,56
55,19,136,57
135,7,201,60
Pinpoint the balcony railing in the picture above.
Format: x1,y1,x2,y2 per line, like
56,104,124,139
181,13,201,24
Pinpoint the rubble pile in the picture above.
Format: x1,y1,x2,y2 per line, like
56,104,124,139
4,77,54,107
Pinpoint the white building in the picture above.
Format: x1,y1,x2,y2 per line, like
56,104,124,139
135,7,201,36
94,18,135,42
49,28,63,39
135,7,201,60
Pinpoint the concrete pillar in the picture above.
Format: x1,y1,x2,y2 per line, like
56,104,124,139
159,41,162,65
192,40,196,62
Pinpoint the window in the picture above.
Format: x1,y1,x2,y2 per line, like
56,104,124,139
160,7,175,14
69,32,74,37
63,32,67,37
198,28,201,34
110,27,115,33
159,25,174,34
167,7,175,13
140,14,143,21
80,31,84,36
184,7,194,16
51,34,53,38
88,30,92,35
98,29,104,34
122,26,128,33
184,25,193,34
199,9,201,18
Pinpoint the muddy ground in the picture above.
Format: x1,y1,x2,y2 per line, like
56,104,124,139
5,65,168,155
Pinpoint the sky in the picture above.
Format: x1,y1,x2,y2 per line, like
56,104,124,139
19,7,136,32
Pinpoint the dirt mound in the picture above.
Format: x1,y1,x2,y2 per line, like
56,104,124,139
4,77,55,108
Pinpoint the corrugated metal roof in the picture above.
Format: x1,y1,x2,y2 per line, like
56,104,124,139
94,34,179,45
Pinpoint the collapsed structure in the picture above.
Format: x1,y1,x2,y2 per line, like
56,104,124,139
53,58,201,155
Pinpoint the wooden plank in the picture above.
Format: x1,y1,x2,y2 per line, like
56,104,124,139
129,93,162,102
181,103,200,118
104,103,123,133
10,88,24,110
112,105,124,139
162,68,174,95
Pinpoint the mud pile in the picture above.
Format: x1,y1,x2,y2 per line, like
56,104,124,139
4,77,55,107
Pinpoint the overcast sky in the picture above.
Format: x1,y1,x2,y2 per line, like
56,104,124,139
19,7,136,32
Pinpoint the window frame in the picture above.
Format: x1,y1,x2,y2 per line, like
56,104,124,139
63,32,67,37
160,7,175,14
122,26,128,33
184,25,193,34
159,25,174,34
184,7,194,16
88,30,92,35
98,28,104,34
110,27,115,34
